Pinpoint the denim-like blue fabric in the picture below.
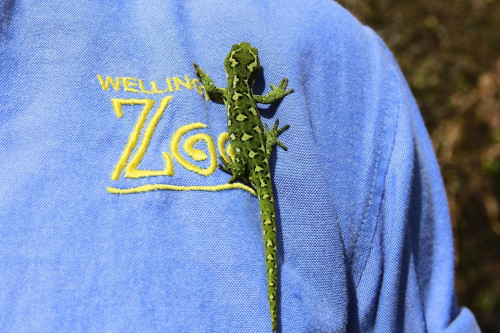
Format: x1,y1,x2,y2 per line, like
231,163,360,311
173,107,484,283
0,0,480,332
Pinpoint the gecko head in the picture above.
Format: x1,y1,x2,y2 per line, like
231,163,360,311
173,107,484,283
224,42,261,84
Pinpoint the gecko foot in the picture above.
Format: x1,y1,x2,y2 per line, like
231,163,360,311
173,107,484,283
270,78,294,98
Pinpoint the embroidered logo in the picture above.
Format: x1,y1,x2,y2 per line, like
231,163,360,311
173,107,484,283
98,74,255,195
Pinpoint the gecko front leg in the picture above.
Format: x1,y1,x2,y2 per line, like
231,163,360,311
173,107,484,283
193,63,226,102
254,78,294,104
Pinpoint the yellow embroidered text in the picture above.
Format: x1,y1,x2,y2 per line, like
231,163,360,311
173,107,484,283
170,123,218,177
108,97,253,195
111,97,175,180
97,74,210,100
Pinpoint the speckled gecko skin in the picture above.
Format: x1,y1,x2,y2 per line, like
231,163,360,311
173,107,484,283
194,42,293,332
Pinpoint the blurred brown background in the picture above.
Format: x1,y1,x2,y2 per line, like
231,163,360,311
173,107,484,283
337,1,500,331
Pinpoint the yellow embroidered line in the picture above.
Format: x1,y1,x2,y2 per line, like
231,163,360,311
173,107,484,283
107,183,256,196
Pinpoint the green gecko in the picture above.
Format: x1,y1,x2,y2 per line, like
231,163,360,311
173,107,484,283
194,42,293,332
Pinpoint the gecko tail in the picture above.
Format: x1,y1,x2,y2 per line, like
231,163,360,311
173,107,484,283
256,185,279,333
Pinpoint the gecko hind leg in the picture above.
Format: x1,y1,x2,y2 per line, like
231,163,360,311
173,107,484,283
218,155,250,184
265,119,290,152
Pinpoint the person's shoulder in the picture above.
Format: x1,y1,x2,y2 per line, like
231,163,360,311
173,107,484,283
279,0,378,43
275,0,395,85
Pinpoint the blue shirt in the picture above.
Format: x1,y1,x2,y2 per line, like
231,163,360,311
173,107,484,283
0,0,480,331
